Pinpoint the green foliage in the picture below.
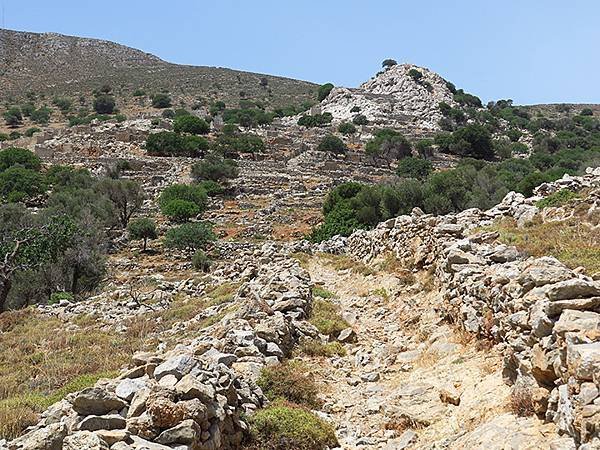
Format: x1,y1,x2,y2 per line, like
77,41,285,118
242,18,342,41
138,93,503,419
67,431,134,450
312,286,335,299
580,108,593,116
408,68,423,81
132,88,146,97
173,115,210,135
151,93,172,108
49,291,74,304
382,59,397,68
317,83,334,102
0,167,46,202
309,299,350,337
436,124,494,160
211,133,265,156
145,131,209,157
198,180,225,197
192,249,212,271
52,97,72,113
317,135,346,154
453,89,482,107
257,362,319,407
30,107,51,125
365,128,411,162
96,178,144,228
396,157,432,180
164,222,216,252
352,114,368,125
3,107,22,127
0,148,41,172
191,154,239,182
248,403,338,450
161,199,200,222
24,128,41,137
93,95,115,114
222,108,273,127
338,122,357,135
127,218,157,250
159,184,207,220
535,189,580,209
297,113,333,128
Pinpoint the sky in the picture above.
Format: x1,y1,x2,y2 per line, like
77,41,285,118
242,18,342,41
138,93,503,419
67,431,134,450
4,0,600,105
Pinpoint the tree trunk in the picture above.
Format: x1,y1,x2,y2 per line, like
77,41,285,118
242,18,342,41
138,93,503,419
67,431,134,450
143,237,147,251
0,278,12,312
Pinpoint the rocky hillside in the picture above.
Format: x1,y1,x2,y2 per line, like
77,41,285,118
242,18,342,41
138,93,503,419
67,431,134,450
0,29,317,107
318,64,456,133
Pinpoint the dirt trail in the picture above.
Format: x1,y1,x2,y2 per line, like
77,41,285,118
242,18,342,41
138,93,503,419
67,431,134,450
304,255,511,449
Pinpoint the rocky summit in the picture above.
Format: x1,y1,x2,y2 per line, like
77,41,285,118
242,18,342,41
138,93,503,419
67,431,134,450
0,21,599,450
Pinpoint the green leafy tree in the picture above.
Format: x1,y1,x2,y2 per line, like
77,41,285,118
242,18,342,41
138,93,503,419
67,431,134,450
0,166,47,202
159,184,208,218
93,95,116,114
30,107,51,125
396,157,433,180
173,115,210,135
3,107,23,127
161,199,200,222
96,178,145,228
352,114,368,125
338,122,357,135
0,147,42,172
128,218,157,251
365,129,411,165
382,59,397,68
317,135,346,154
151,93,172,108
317,83,334,102
0,216,77,310
191,154,239,183
164,222,216,252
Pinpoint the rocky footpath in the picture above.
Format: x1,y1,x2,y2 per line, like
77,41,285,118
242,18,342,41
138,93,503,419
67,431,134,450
318,167,600,448
3,244,319,450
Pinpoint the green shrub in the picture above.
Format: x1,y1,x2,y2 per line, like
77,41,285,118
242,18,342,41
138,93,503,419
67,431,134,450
317,83,334,102
0,148,42,172
48,292,74,305
297,113,332,128
365,128,411,162
146,131,209,157
93,95,115,114
3,107,23,127
198,180,224,197
30,107,51,125
382,59,397,68
127,218,157,250
312,286,335,299
192,249,212,271
317,135,346,154
164,222,216,252
352,114,368,125
396,157,433,180
222,108,273,127
337,122,356,135
580,108,593,116
247,403,338,450
257,362,319,407
151,93,172,109
535,189,580,209
408,68,423,81
211,133,265,155
309,299,350,337
173,115,210,135
24,128,41,137
0,166,47,201
159,184,207,217
161,199,200,222
132,88,146,97
191,154,238,182
52,97,72,113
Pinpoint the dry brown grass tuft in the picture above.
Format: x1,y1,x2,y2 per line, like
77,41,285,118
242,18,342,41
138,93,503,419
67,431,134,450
480,217,600,274
319,253,376,276
508,386,535,417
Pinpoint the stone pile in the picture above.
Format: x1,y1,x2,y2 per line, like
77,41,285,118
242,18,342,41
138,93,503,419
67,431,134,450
319,168,600,447
4,244,316,450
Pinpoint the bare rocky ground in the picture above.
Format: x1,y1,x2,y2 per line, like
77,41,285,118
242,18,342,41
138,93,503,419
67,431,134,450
303,256,562,449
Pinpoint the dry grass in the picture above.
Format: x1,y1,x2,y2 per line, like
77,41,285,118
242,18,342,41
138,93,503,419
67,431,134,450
414,349,442,368
481,217,600,274
206,282,240,306
296,340,346,357
0,309,151,439
508,386,535,417
309,299,349,337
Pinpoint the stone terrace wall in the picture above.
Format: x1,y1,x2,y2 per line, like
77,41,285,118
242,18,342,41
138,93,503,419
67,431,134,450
320,168,600,447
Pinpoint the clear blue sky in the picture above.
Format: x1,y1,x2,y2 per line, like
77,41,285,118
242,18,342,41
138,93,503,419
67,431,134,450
5,0,600,105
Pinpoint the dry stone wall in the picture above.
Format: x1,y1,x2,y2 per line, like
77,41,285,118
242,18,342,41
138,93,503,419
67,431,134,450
320,168,600,448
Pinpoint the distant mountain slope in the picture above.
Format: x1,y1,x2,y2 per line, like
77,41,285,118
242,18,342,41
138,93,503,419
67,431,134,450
0,28,317,107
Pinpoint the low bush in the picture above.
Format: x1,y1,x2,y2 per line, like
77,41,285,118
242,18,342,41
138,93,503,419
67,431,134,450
191,154,239,183
309,299,350,337
162,199,200,222
151,93,172,109
257,362,320,407
396,157,432,180
338,122,357,135
146,131,209,157
297,340,346,357
317,135,346,154
317,83,334,102
297,113,332,128
192,249,212,271
159,184,208,219
173,115,210,135
164,222,216,252
247,402,338,450
535,189,579,209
